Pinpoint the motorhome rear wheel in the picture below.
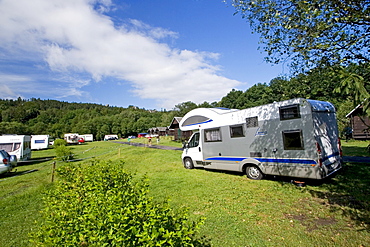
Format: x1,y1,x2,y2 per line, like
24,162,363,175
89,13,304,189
246,166,264,180
184,157,194,169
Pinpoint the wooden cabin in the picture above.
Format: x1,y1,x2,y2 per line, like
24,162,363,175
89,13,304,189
168,117,192,141
147,127,168,136
346,104,370,140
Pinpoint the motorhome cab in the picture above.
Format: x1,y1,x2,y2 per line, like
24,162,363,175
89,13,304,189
180,98,342,180
0,135,32,161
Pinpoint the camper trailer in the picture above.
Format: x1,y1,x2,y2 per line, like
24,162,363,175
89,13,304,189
79,134,93,142
104,135,118,141
31,135,50,150
0,135,32,161
64,133,79,144
180,98,342,180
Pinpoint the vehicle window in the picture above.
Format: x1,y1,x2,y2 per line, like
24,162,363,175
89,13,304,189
280,104,301,120
24,141,30,149
188,133,200,148
282,130,304,150
230,125,245,138
246,116,258,128
182,115,211,127
0,143,13,152
14,142,21,151
204,128,222,142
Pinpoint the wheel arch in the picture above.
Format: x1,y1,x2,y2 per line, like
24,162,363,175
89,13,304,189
240,158,262,173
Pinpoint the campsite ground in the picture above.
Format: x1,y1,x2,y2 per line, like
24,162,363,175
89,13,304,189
0,139,369,246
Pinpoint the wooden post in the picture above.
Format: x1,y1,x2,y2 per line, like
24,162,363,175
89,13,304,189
51,161,56,182
118,148,121,158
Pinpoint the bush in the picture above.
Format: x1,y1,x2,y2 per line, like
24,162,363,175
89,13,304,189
54,145,74,161
53,139,67,147
31,160,207,246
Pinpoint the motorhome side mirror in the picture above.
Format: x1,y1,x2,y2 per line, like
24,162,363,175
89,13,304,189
182,142,189,149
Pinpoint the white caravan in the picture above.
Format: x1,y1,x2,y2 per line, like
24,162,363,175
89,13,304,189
104,135,118,141
79,134,93,142
0,135,32,161
64,133,79,144
31,135,50,150
180,98,342,180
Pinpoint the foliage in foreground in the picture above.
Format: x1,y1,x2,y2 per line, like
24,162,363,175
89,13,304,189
31,160,206,246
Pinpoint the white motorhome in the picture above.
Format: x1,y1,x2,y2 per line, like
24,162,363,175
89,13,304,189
79,134,93,142
180,98,342,180
64,133,79,144
0,135,32,161
31,135,50,150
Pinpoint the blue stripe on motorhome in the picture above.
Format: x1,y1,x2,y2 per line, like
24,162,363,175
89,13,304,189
321,152,340,162
205,157,317,165
184,119,213,127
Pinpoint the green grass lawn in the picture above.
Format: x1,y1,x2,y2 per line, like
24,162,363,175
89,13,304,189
1,140,369,246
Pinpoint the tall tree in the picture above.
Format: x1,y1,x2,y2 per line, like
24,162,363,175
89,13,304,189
231,0,370,70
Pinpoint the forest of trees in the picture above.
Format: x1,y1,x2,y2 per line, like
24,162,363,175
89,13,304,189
0,63,367,140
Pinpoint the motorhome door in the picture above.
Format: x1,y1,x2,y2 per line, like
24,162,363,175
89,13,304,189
184,132,204,166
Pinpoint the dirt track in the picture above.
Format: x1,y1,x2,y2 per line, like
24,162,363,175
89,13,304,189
114,141,183,151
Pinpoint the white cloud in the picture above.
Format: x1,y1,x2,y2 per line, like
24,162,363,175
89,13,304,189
0,0,241,108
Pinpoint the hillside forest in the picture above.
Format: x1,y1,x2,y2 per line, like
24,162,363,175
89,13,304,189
0,64,368,140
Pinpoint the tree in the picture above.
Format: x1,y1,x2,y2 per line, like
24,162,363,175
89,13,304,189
174,101,198,116
231,0,370,70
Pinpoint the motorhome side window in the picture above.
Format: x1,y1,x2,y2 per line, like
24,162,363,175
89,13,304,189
204,128,222,142
230,125,245,138
188,132,200,148
282,130,304,150
279,104,301,120
246,116,258,128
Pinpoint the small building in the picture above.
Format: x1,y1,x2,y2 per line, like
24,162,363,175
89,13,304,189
346,104,370,140
147,127,168,136
168,117,192,141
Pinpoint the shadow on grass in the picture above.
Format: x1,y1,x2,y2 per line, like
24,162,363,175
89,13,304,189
307,162,370,231
0,169,39,179
17,156,55,166
342,145,370,157
194,164,370,231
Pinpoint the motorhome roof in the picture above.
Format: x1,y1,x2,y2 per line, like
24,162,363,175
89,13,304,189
179,98,334,131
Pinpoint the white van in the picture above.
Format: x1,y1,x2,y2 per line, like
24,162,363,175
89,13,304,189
0,135,32,161
180,98,342,180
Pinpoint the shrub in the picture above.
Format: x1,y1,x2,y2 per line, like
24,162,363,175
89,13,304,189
53,139,67,147
31,160,207,246
54,145,74,161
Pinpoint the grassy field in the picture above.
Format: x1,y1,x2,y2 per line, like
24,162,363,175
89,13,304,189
0,139,369,246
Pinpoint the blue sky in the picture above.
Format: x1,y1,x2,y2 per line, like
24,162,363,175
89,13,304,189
0,0,286,110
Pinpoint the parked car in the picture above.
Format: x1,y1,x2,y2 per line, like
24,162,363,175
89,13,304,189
0,150,17,175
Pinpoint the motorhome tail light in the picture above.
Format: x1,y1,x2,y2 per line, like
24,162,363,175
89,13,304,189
316,142,321,154
338,138,343,157
3,158,8,165
316,142,323,167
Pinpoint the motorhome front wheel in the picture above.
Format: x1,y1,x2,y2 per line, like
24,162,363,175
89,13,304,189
246,166,264,180
183,158,194,169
